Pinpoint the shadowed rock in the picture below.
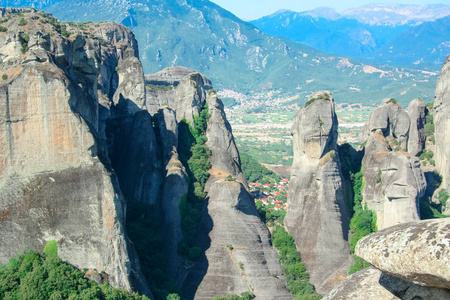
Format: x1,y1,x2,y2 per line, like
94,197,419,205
0,8,151,296
324,267,450,300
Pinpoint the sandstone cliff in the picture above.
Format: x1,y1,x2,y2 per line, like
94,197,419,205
358,101,427,230
285,91,353,295
145,66,291,299
0,8,150,295
434,55,450,191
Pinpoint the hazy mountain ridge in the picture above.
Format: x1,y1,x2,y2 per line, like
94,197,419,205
252,4,450,70
5,0,438,105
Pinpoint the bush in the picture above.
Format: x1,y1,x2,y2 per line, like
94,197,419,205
43,240,58,257
0,26,6,32
2,74,7,80
18,18,27,26
386,98,398,105
271,226,321,298
0,250,150,300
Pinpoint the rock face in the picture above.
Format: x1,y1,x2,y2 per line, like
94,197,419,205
407,99,427,157
356,219,450,289
434,55,450,190
0,8,150,295
324,267,450,300
359,102,427,230
285,91,353,295
138,66,291,298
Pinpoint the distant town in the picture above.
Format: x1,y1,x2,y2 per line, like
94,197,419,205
250,178,290,211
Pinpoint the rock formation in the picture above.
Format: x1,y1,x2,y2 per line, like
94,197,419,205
325,219,450,299
407,99,427,156
285,91,353,295
358,101,427,230
0,8,150,295
146,67,291,299
356,218,450,289
324,267,450,300
434,55,450,191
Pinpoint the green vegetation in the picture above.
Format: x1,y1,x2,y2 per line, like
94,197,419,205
2,74,7,81
60,24,72,37
177,103,211,261
146,84,174,91
221,97,237,108
166,294,181,300
424,112,435,143
213,292,255,300
0,26,7,32
0,250,149,300
18,18,27,26
271,226,322,299
386,98,398,105
126,206,180,300
240,153,280,184
304,93,330,108
256,202,286,226
43,241,58,258
438,189,449,211
208,88,217,95
20,32,29,54
376,169,382,184
348,167,377,274
420,149,435,166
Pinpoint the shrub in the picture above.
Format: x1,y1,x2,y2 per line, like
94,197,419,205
0,26,6,32
2,74,7,80
227,244,233,251
208,88,217,95
386,98,398,105
43,240,58,257
18,18,27,26
438,189,449,210
376,169,382,184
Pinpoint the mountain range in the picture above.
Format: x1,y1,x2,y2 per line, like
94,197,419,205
5,0,445,105
251,4,450,69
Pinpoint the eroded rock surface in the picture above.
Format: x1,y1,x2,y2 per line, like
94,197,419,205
434,55,450,190
407,99,427,156
0,8,150,295
358,102,427,230
324,267,450,300
356,218,450,290
285,91,352,294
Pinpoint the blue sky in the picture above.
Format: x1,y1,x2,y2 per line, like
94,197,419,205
210,1,450,20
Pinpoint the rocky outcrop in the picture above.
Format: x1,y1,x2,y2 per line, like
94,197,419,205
0,8,150,295
359,101,410,150
407,99,427,156
358,102,427,230
285,91,353,295
145,66,213,125
434,55,450,190
180,93,289,299
324,267,450,300
325,218,450,299
356,219,450,289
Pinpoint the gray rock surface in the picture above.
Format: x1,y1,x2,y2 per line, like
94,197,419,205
356,218,450,289
359,101,410,150
184,177,292,300
285,91,353,295
407,99,427,156
434,55,450,190
359,103,427,230
143,66,290,298
145,66,213,124
324,267,450,300
0,9,151,296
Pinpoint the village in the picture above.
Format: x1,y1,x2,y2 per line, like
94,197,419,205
249,178,290,211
